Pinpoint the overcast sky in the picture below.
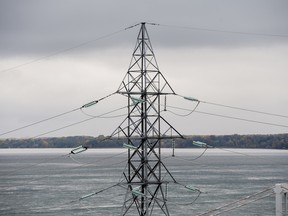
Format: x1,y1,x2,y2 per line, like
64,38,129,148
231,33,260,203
0,0,288,138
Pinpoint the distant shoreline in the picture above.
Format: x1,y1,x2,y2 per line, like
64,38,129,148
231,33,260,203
1,134,287,149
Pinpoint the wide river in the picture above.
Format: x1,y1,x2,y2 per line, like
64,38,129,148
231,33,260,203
0,148,287,215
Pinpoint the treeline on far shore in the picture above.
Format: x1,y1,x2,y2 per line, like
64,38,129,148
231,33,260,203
0,134,287,149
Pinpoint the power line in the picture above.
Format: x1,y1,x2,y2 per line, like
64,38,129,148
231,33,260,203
0,23,140,74
212,192,274,215
32,105,128,138
166,104,288,129
201,100,288,119
1,150,127,190
196,110,288,128
0,108,79,137
3,153,69,176
151,23,288,38
176,94,288,119
196,187,273,216
0,92,116,137
166,101,200,117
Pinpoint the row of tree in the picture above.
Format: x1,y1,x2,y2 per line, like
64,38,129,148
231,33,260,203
0,133,287,149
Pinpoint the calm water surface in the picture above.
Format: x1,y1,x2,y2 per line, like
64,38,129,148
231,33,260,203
0,148,287,216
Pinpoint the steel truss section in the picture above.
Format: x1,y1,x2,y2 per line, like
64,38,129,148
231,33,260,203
113,22,183,216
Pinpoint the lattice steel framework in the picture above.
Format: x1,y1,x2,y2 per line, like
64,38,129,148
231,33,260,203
112,22,183,216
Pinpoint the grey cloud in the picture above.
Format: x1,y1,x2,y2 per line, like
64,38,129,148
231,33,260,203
1,0,288,56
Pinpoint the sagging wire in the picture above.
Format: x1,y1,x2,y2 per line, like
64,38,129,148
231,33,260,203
79,183,120,201
80,108,127,119
163,175,202,206
166,103,288,129
0,92,116,138
77,192,125,215
157,141,213,206
162,94,200,117
173,93,288,127
158,157,204,206
32,104,128,139
0,23,141,74
1,149,128,190
196,187,274,216
66,154,135,212
42,183,124,214
0,108,79,137
161,181,202,206
2,145,88,177
150,22,288,38
3,153,70,177
1,145,87,187
212,192,274,216
201,100,288,119
166,101,200,117
176,93,288,119
165,140,211,163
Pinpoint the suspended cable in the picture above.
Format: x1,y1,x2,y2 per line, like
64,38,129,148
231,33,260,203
0,23,140,74
32,105,128,138
176,94,288,119
36,182,125,214
79,183,120,201
158,158,204,206
166,101,200,117
0,92,116,138
166,189,202,206
201,100,288,119
1,150,127,190
151,23,288,38
50,159,131,211
196,187,273,216
80,92,116,108
211,192,274,216
166,104,288,129
165,145,209,163
80,108,127,119
196,110,288,128
2,145,87,177
0,108,79,137
3,153,69,176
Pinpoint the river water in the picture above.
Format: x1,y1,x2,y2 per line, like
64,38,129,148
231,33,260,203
0,148,287,215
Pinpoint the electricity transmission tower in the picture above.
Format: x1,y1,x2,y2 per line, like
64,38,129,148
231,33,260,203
113,22,183,216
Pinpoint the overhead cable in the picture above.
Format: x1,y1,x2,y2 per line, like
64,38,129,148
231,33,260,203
201,100,288,119
212,192,274,216
177,94,288,119
2,145,87,177
195,110,288,128
2,150,127,190
152,23,288,38
0,108,79,137
32,105,128,138
0,92,116,137
196,187,273,216
79,183,120,201
0,23,140,74
166,104,288,129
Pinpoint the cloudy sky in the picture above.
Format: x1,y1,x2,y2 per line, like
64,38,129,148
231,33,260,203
0,0,288,138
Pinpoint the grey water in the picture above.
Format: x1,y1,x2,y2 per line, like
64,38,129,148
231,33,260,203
0,148,287,216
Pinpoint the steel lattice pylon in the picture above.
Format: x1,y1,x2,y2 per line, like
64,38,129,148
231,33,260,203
113,22,183,216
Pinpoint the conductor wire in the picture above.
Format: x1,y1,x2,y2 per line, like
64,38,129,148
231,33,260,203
166,104,288,129
0,23,141,74
0,92,116,138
